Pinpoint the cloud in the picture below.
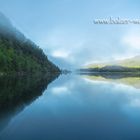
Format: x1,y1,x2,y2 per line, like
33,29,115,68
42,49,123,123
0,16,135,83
39,26,140,68
120,29,140,58
51,86,69,95
123,33,140,49
39,28,87,66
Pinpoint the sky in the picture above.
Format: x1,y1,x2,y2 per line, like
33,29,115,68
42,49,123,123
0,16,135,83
0,0,140,69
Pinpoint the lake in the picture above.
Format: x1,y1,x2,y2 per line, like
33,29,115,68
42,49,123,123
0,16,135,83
0,73,140,140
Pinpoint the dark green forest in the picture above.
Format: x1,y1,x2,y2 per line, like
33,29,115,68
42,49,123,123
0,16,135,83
0,34,60,75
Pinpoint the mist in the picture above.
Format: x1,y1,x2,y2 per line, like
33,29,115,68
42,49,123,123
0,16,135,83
0,0,140,69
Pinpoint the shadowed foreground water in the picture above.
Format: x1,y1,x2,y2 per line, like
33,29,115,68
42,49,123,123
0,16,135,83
0,74,140,140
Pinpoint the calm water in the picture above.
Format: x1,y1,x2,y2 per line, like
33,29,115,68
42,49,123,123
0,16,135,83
0,74,140,140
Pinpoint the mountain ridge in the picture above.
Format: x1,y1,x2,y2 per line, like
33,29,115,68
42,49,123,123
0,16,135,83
86,55,140,70
78,55,140,74
0,12,60,75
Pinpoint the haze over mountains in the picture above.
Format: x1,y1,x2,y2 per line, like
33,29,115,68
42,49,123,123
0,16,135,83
0,12,25,41
80,55,140,89
0,12,60,75
86,55,140,70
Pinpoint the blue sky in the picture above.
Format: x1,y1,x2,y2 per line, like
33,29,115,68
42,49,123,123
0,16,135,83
0,0,140,68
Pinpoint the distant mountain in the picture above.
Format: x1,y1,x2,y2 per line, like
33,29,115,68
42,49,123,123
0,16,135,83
117,55,140,68
0,12,60,75
87,55,140,69
78,56,140,88
78,55,140,74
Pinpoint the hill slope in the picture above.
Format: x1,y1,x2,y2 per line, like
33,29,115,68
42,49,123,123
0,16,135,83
0,12,60,75
82,55,140,73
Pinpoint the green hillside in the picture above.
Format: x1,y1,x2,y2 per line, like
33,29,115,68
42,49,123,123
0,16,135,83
87,55,140,69
117,56,140,68
0,13,60,75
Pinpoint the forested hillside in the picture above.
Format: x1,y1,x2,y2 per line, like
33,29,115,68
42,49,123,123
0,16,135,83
0,13,60,75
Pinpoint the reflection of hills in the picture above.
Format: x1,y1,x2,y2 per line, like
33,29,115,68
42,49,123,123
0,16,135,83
79,72,140,89
79,72,140,79
0,74,59,133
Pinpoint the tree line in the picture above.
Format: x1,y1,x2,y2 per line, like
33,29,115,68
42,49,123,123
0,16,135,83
0,34,60,75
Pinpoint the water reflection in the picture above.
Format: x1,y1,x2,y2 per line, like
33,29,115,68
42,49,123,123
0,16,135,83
0,74,140,140
0,74,59,133
79,72,140,88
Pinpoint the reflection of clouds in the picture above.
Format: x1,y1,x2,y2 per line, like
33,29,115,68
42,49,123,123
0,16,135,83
47,75,140,113
38,75,140,138
84,77,112,84
130,99,140,107
51,86,69,95
83,77,140,108
84,77,134,91
84,76,140,90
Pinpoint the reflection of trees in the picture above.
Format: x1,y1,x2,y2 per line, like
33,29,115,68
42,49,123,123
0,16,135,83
81,72,140,89
0,73,59,132
79,72,140,79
